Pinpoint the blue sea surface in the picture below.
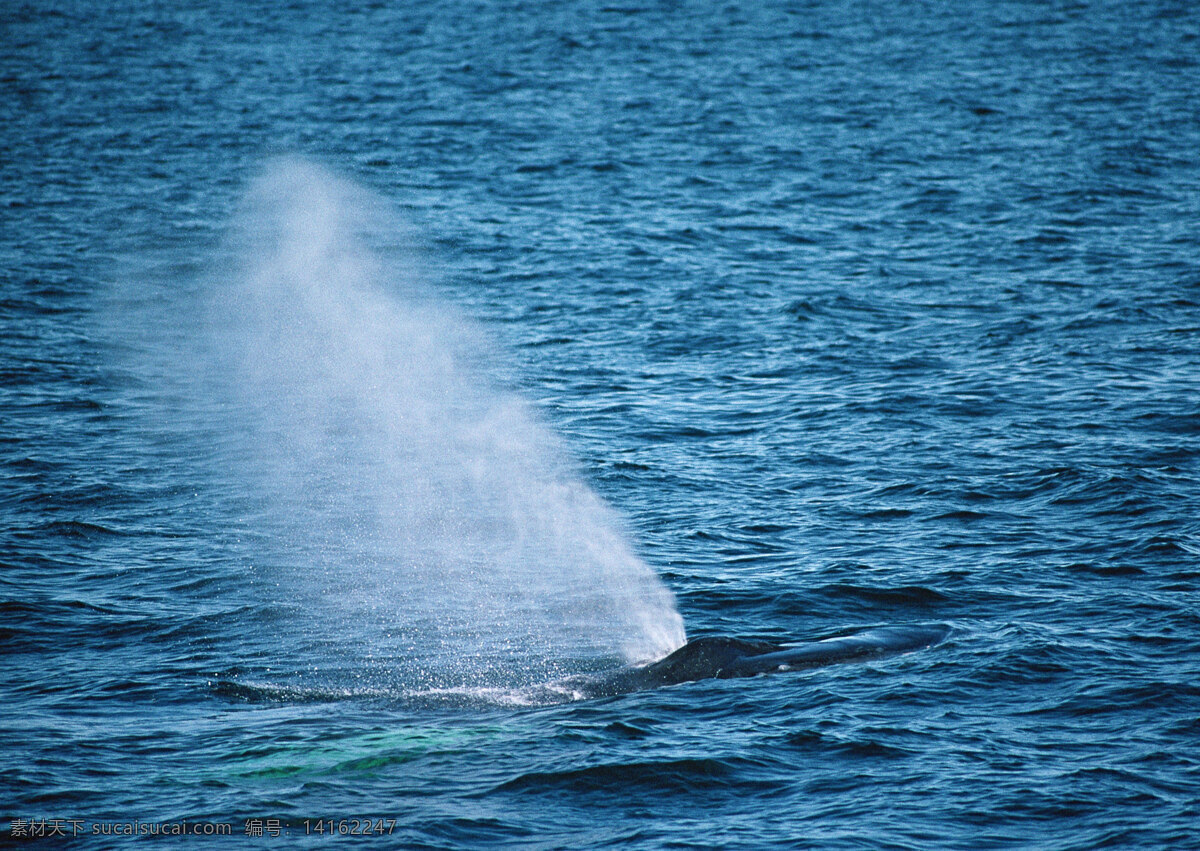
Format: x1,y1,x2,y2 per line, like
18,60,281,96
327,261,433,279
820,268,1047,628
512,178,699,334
3,0,1200,847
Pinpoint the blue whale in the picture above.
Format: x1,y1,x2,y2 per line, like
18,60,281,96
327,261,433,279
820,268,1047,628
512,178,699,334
574,624,950,697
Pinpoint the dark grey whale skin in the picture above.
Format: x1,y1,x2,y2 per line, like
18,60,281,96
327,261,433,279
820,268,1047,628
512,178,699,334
574,625,951,698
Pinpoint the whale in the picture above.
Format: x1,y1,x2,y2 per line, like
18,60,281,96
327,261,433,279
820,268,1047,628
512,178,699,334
569,624,951,697
211,625,952,706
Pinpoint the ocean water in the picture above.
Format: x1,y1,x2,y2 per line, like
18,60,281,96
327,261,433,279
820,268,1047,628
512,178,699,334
3,0,1199,847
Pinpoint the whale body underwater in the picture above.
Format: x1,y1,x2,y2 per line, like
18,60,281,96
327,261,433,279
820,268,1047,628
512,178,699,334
570,624,952,698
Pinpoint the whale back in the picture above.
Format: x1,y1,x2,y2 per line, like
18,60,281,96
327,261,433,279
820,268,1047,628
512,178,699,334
642,636,783,683
571,625,950,697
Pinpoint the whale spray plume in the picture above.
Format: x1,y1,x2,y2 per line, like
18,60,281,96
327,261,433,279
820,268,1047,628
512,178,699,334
188,159,685,695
